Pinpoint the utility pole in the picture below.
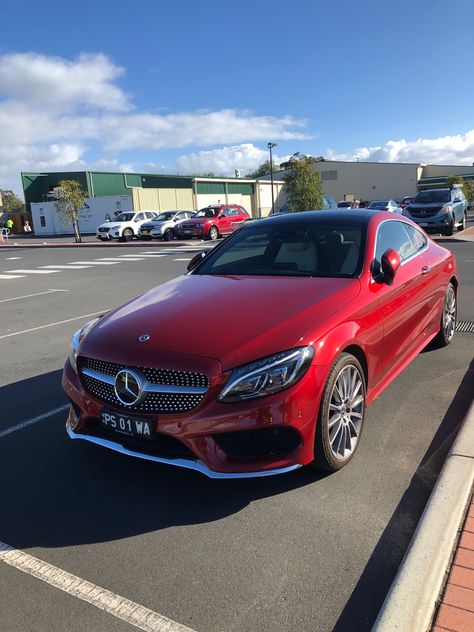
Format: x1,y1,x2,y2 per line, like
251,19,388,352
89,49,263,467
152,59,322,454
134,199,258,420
268,142,277,214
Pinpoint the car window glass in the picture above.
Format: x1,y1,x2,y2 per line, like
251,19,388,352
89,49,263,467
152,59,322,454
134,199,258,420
404,224,427,253
135,213,144,221
375,221,417,262
196,221,365,278
229,208,240,216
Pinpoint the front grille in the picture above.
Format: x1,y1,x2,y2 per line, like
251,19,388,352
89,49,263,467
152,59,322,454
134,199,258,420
408,207,441,218
98,227,110,232
213,426,301,460
80,357,209,414
86,421,196,460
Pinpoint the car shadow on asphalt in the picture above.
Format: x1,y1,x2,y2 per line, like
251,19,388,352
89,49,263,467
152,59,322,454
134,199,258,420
332,357,474,632
0,369,330,550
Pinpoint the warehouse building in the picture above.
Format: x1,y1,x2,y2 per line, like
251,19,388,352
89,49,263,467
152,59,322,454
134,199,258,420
22,171,285,235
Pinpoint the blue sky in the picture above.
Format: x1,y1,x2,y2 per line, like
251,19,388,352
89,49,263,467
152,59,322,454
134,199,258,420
1,0,474,194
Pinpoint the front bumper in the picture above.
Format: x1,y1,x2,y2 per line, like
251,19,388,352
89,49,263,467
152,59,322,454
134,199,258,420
62,356,326,477
405,214,452,233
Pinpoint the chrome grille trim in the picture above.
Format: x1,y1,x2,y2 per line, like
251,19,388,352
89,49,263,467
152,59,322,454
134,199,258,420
82,367,208,395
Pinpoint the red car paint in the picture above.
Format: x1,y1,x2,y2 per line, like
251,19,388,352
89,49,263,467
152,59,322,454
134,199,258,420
178,204,250,239
62,211,457,477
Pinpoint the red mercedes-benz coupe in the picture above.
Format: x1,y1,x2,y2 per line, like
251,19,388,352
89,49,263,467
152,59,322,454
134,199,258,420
62,211,458,478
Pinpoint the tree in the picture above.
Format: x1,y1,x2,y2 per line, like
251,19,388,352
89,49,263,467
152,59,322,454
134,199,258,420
245,160,280,178
55,179,87,243
446,175,464,188
0,189,25,213
283,154,324,211
463,179,474,206
280,154,325,170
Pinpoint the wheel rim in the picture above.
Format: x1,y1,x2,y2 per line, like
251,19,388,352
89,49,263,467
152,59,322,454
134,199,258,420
327,365,364,461
210,228,217,240
443,286,456,341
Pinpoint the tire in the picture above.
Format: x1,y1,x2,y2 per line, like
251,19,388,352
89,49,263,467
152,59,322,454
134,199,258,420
120,228,134,242
312,353,366,472
433,283,456,348
457,213,467,232
208,226,219,241
163,228,174,241
444,218,454,236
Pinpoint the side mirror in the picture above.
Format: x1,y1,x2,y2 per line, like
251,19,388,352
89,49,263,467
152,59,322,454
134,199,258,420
187,251,206,271
381,248,401,285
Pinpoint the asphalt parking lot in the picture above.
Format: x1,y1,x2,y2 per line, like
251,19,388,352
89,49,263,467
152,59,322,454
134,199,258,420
0,235,473,632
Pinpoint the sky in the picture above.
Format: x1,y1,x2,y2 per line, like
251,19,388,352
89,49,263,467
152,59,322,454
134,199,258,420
1,0,474,196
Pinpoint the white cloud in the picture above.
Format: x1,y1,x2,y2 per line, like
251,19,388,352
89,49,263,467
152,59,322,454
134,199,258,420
175,143,290,176
0,52,130,111
327,130,474,165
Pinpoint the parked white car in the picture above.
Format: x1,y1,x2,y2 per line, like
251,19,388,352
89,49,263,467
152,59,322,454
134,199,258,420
96,211,157,241
138,210,196,241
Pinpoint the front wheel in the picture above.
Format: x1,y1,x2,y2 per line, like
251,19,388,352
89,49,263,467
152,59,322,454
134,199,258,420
208,226,219,241
163,228,174,241
444,218,454,236
120,228,134,242
312,353,366,472
433,283,456,347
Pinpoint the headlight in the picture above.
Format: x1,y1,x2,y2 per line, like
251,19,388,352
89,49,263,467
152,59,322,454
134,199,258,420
440,205,452,214
218,346,314,402
69,317,101,373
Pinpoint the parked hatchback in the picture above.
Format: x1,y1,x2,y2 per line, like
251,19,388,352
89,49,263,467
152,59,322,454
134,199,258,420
368,199,402,213
403,188,467,235
139,210,196,241
178,205,250,240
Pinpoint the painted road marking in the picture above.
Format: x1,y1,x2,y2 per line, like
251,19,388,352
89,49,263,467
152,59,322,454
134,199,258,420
0,405,69,440
0,310,107,340
0,274,26,280
70,261,120,265
5,257,22,260
0,542,195,632
120,254,164,258
0,289,70,303
39,265,92,270
97,257,144,262
5,269,59,274
173,258,193,261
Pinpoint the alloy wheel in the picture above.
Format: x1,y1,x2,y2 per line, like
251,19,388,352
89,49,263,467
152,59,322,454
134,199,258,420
443,285,456,342
327,364,364,461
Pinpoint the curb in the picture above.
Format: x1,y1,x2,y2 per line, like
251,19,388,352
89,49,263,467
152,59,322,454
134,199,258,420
373,400,474,632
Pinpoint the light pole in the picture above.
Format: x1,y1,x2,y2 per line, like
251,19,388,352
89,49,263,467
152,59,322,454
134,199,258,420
268,142,277,214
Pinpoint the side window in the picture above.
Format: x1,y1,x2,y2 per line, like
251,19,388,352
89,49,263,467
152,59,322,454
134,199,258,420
403,224,427,254
375,221,417,263
135,213,144,221
229,208,240,216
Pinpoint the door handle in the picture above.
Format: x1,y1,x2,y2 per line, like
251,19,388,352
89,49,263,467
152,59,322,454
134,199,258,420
421,266,430,275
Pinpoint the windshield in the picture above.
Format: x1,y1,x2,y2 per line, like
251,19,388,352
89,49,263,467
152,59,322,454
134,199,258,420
414,190,450,204
195,220,366,278
368,201,388,209
154,212,176,221
196,207,217,218
113,213,134,222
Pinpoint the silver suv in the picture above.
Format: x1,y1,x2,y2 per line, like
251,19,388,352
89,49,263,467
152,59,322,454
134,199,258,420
403,188,467,235
138,210,196,241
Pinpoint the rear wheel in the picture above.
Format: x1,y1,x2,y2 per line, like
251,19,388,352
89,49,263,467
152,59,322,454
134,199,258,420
120,228,134,242
457,213,467,232
433,283,456,347
312,353,366,472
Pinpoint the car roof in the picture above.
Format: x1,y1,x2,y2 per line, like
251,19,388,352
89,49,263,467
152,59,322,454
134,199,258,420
259,210,384,226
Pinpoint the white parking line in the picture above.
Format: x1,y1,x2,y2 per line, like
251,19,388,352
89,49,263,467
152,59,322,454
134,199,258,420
121,254,165,258
0,310,106,340
0,289,70,303
39,265,92,269
0,405,69,439
97,257,144,262
0,542,195,632
5,257,22,260
173,258,192,261
70,261,120,265
0,274,25,280
5,269,59,274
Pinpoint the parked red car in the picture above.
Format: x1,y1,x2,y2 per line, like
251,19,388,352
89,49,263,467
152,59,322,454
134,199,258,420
177,204,250,240
63,211,458,478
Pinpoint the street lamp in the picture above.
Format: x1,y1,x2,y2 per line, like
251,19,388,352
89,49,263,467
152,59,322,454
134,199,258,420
268,142,277,214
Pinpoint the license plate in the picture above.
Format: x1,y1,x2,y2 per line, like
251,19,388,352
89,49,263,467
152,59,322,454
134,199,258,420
100,410,154,439
183,230,191,233
418,222,429,227
141,229,149,234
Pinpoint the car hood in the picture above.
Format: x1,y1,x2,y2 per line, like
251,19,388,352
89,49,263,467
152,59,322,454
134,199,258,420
408,203,446,211
81,275,361,371
98,222,122,229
